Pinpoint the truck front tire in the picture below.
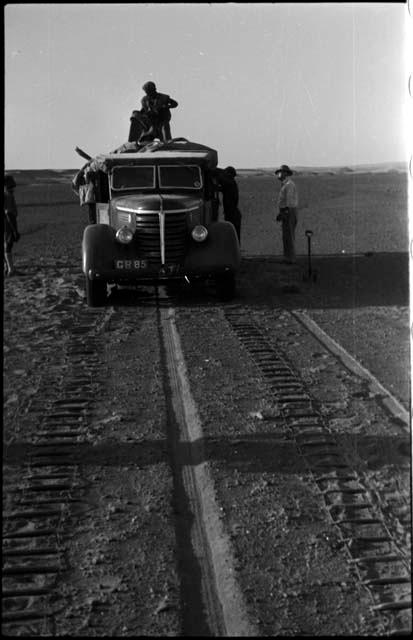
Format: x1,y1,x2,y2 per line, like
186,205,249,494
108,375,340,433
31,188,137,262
215,272,235,301
85,276,107,307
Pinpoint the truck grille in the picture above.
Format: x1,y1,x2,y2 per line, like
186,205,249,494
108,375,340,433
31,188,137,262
135,211,188,265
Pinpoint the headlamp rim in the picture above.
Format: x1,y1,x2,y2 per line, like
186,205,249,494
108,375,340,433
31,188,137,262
191,224,208,242
115,225,134,244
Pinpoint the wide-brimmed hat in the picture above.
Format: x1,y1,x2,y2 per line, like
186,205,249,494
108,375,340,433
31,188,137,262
274,164,293,176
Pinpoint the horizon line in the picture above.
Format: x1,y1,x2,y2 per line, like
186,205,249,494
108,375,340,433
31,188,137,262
5,160,408,173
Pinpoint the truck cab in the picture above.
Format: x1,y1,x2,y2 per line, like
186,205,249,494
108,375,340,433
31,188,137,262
80,139,241,306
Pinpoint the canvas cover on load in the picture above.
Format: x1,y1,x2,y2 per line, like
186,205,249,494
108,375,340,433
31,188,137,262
93,138,217,172
72,138,218,198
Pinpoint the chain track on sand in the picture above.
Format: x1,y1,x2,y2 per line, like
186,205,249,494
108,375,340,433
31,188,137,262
3,285,254,637
2,309,111,636
224,305,411,636
3,282,410,636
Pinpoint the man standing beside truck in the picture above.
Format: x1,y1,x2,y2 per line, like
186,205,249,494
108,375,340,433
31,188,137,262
217,166,242,245
4,174,20,276
275,164,298,264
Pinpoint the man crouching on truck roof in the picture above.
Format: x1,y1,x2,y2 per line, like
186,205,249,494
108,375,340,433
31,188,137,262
140,81,178,142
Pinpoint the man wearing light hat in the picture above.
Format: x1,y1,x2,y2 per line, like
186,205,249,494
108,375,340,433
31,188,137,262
275,164,298,264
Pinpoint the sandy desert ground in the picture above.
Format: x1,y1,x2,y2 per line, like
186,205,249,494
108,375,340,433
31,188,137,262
3,165,410,636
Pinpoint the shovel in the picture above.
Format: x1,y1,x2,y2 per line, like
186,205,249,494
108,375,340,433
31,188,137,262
303,229,317,282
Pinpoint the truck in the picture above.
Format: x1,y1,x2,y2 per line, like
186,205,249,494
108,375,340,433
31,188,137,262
73,138,241,306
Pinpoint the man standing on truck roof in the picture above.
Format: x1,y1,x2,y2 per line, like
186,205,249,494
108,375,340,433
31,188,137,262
275,164,298,264
140,81,178,142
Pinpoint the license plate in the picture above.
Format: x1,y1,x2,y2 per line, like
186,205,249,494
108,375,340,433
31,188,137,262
114,259,148,270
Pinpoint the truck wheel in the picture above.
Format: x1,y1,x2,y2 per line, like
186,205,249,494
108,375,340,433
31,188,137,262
216,273,235,301
85,276,107,307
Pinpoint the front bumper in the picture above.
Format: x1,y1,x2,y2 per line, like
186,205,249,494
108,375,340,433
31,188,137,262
87,263,236,284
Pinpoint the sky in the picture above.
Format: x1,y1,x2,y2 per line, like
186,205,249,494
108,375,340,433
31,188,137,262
4,2,410,170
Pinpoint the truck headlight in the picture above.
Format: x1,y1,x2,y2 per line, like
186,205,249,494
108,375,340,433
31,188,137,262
191,225,208,242
116,226,134,244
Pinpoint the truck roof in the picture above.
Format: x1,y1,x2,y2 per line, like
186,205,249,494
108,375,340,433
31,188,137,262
94,138,218,171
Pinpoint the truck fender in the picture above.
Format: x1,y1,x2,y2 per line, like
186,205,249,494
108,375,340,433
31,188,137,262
185,221,241,272
82,224,116,277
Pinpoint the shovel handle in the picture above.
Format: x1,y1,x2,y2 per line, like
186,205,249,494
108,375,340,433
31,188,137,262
75,146,92,161
305,230,313,276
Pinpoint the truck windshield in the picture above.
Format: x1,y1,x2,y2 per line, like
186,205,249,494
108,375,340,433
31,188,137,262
111,166,155,190
158,165,202,189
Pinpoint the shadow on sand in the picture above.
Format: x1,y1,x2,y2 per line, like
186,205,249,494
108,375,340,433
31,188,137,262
105,252,409,311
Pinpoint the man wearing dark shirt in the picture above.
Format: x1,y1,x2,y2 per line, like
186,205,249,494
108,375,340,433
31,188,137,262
218,166,242,244
4,174,20,276
140,81,178,141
